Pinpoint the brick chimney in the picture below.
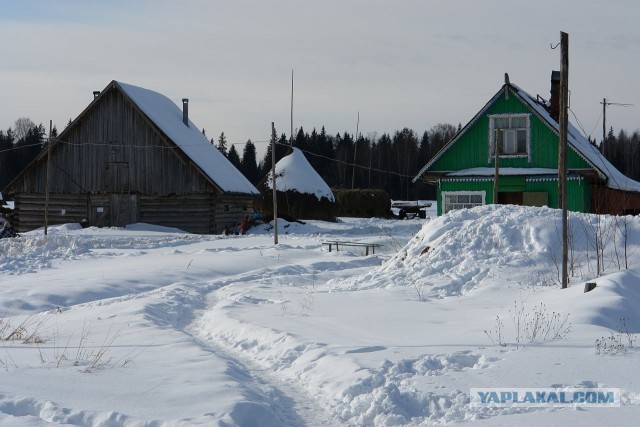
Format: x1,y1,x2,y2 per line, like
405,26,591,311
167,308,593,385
549,70,560,122
182,98,189,127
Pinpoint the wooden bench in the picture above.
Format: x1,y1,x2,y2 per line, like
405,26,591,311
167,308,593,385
322,240,382,256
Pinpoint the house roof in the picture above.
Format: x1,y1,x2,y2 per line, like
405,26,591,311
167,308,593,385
413,80,640,193
116,82,260,195
513,84,640,193
447,167,559,177
266,148,335,202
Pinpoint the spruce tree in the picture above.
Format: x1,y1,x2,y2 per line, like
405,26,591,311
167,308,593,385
217,132,228,157
227,144,241,169
241,139,260,184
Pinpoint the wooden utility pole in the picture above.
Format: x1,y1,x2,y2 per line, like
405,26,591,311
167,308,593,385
271,122,278,245
493,132,500,205
44,120,52,236
494,74,509,205
290,70,294,146
558,31,569,289
602,98,606,154
351,111,359,189
601,98,633,152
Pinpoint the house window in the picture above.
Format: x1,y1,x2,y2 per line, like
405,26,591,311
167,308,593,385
442,191,485,214
489,114,529,158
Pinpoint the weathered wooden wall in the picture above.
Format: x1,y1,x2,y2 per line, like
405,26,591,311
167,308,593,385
139,194,254,234
212,195,255,233
592,185,640,215
13,193,87,231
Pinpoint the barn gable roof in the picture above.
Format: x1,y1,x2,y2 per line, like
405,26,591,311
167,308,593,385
115,81,259,195
4,81,259,197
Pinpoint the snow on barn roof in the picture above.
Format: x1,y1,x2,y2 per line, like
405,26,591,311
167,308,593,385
514,84,640,193
117,82,260,195
267,148,335,202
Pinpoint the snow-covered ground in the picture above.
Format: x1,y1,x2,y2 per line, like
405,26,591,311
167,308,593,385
1,204,639,426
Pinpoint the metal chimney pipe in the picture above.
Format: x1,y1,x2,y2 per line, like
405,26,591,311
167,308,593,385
93,91,100,99
182,98,189,126
549,71,561,122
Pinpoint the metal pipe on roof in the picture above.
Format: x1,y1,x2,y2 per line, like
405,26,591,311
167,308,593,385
182,98,189,126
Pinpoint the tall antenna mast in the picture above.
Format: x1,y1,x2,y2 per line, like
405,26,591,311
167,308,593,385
601,98,633,154
351,111,360,189
290,69,294,146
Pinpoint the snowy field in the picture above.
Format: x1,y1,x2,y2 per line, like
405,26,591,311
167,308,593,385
1,204,640,426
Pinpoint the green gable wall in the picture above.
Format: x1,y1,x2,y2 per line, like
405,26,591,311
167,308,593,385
437,176,590,215
429,87,592,172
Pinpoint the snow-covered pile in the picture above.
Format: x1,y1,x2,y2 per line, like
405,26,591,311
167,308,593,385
266,148,335,202
337,205,640,298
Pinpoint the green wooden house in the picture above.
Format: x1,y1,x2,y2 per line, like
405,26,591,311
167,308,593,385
414,72,640,216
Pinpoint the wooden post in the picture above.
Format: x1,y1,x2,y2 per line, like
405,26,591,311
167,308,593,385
44,120,52,236
290,70,294,147
600,98,632,156
271,122,278,245
602,97,606,154
558,31,569,289
351,111,359,189
493,131,500,205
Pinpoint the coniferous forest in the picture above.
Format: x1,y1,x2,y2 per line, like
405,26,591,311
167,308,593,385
215,123,461,201
2,117,640,202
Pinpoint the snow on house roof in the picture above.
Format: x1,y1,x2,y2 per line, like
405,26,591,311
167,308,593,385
447,167,559,177
117,82,260,195
513,84,640,193
266,148,335,202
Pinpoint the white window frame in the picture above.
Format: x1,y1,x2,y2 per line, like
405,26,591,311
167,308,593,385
488,114,530,161
441,191,486,214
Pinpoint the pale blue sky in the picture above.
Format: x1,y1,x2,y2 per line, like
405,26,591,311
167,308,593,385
1,0,639,155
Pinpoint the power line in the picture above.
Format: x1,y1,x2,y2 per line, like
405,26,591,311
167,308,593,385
1,135,419,180
569,106,624,190
273,140,417,179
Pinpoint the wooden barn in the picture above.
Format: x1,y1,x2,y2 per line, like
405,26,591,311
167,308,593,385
3,80,260,234
413,72,640,216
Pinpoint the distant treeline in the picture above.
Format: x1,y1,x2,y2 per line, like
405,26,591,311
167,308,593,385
214,123,461,200
0,118,57,192
3,117,640,202
599,128,640,182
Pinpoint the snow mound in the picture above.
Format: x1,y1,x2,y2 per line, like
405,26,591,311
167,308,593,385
0,226,208,275
267,148,335,202
335,205,640,302
335,205,560,295
0,234,91,274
